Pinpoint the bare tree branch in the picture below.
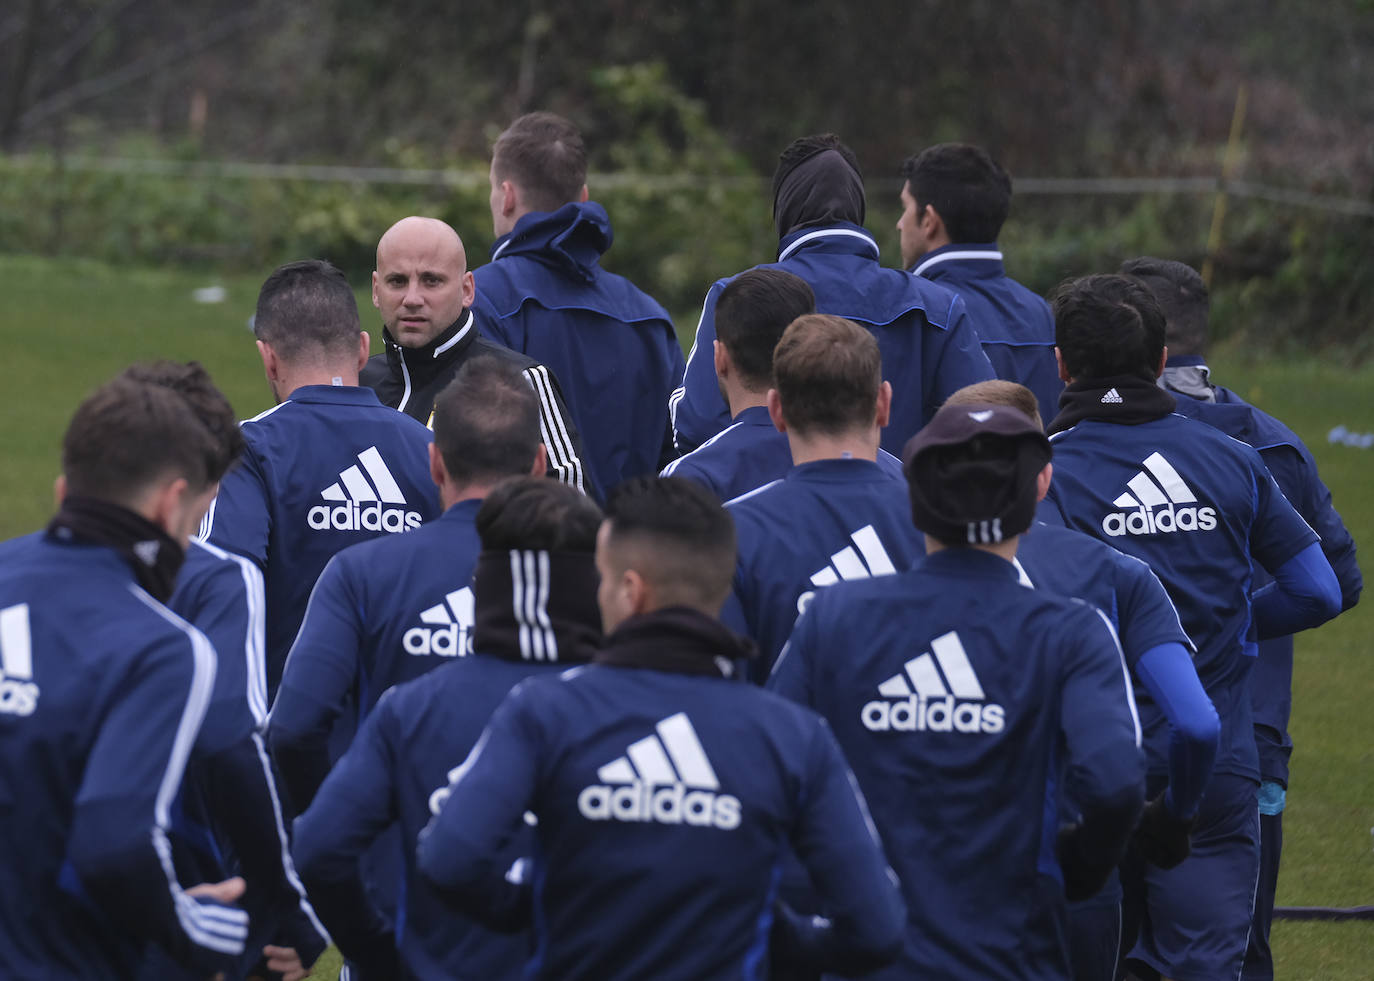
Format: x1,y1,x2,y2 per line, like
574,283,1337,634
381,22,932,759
0,0,46,148
17,3,270,133
29,0,144,98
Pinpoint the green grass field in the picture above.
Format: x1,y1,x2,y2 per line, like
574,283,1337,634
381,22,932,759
2,253,1369,977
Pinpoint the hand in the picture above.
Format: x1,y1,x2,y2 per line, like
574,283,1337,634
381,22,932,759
1133,792,1196,869
264,944,308,981
187,876,246,905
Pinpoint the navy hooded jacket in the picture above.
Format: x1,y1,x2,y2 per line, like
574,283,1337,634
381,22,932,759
474,202,684,499
911,243,1062,425
670,223,994,455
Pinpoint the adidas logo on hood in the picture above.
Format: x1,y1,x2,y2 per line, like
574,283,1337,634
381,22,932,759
307,446,423,533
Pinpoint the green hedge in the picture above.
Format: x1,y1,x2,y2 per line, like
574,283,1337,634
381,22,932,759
2,154,1369,356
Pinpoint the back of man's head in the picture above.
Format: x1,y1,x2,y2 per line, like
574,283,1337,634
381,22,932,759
432,357,541,487
492,112,587,214
62,377,221,505
715,269,816,391
773,314,882,435
1120,257,1210,357
943,379,1043,431
254,259,362,364
476,477,603,553
901,143,1012,243
599,476,736,621
1052,274,1167,382
120,360,244,483
772,133,865,238
903,402,1052,547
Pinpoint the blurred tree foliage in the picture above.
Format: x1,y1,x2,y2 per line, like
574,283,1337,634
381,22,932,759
1,0,1371,352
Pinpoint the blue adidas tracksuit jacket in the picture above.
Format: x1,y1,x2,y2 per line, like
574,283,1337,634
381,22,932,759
1042,411,1327,781
269,499,484,812
203,384,440,695
670,223,995,455
0,532,248,978
295,655,567,980
1166,369,1362,788
771,547,1145,980
139,539,325,981
910,243,1062,424
474,202,685,498
416,616,906,980
724,456,919,677
659,405,792,502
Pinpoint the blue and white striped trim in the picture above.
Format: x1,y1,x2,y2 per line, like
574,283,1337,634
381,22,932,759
778,228,879,262
191,539,270,723
723,478,783,508
129,587,250,955
1092,606,1142,747
523,365,585,493
661,419,746,476
911,249,1003,277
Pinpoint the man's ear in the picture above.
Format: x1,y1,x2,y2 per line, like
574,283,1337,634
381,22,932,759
371,270,381,310
53,474,67,508
921,203,945,241
766,389,788,434
577,183,589,204
501,180,519,220
460,270,476,311
256,339,278,381
875,380,893,429
428,442,447,491
1035,462,1053,503
623,567,652,616
529,443,548,477
357,331,371,371
147,475,191,537
1054,346,1071,383
1156,345,1168,379
713,340,729,381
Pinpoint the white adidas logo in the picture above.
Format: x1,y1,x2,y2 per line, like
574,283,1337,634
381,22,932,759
1101,452,1217,538
0,603,39,717
862,631,1004,734
797,525,897,615
403,587,474,657
577,712,741,830
1101,388,1124,404
306,446,423,533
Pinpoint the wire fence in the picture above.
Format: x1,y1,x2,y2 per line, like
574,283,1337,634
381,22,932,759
5,153,1373,218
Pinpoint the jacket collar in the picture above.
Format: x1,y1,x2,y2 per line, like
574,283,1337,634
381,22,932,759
910,243,1005,278
595,606,756,678
382,308,477,394
490,201,612,284
777,222,880,262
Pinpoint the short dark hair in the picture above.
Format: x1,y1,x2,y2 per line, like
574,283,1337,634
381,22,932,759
603,476,736,612
900,144,1012,244
476,476,603,553
62,377,222,502
715,270,816,391
1052,274,1167,382
1120,257,1210,357
773,314,882,434
943,380,1043,431
120,360,244,483
253,259,361,362
492,112,587,213
772,133,863,205
431,357,541,486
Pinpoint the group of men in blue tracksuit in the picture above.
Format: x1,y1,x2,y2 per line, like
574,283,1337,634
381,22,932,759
0,104,1360,981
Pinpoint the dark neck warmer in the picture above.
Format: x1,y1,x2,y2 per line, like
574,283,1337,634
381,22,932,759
47,496,185,602
596,606,757,680
1048,374,1177,435
471,549,601,664
774,149,866,240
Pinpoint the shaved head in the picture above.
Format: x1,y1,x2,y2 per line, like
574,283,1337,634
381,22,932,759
373,216,475,348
